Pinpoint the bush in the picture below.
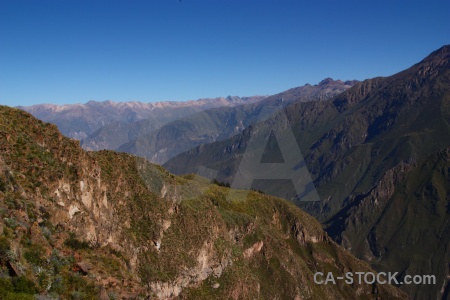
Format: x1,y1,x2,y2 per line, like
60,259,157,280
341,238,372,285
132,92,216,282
59,271,99,299
64,233,91,250
0,177,6,192
0,277,14,296
212,179,231,188
12,276,38,294
0,236,10,263
4,217,18,229
0,277,35,299
24,244,46,266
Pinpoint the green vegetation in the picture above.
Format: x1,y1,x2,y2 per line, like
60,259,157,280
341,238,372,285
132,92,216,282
0,276,38,300
64,232,92,250
23,244,46,266
212,178,230,188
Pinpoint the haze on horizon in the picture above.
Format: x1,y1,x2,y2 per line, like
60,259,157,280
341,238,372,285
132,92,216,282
1,0,449,106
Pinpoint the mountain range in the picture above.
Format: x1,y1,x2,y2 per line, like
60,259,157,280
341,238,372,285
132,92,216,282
117,78,357,164
20,80,356,166
163,45,450,299
19,96,266,151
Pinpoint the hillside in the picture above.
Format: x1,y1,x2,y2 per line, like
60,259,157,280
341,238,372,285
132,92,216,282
325,147,450,299
164,45,450,299
0,106,406,299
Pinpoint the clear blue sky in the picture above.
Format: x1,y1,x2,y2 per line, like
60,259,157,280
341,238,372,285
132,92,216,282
1,0,449,106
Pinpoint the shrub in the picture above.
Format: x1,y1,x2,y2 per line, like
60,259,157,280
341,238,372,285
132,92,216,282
24,244,46,266
0,277,14,296
64,233,91,250
4,217,18,229
0,236,10,263
0,177,6,192
212,179,231,188
12,276,38,294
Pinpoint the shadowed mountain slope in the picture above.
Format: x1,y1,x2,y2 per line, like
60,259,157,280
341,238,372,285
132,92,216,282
164,45,450,299
117,79,356,164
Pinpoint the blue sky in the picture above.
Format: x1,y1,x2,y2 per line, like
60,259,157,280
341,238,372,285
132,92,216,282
1,0,449,106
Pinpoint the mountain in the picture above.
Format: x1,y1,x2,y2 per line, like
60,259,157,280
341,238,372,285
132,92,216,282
164,45,450,299
325,148,450,299
19,96,266,150
0,105,406,299
117,79,357,164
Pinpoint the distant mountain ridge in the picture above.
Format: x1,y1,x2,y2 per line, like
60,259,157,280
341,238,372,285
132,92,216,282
116,78,357,164
19,96,266,142
18,79,357,165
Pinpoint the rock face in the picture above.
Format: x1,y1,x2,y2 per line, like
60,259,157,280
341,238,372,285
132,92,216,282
326,150,450,299
0,106,406,299
163,45,450,299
